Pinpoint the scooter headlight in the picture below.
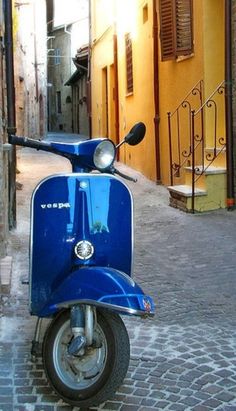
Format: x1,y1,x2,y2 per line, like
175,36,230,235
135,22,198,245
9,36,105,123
93,140,115,170
74,240,94,260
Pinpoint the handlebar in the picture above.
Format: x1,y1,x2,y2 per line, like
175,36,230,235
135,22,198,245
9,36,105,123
9,135,138,182
111,167,137,183
10,135,52,151
9,135,75,161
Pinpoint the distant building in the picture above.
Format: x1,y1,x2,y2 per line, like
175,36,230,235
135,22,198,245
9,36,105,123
14,0,47,138
47,0,89,133
0,0,47,260
0,0,8,258
65,45,90,136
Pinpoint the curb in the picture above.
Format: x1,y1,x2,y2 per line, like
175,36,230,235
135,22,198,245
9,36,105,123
0,255,12,294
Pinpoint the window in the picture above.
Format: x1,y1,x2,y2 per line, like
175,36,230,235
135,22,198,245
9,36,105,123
56,91,62,113
125,33,133,94
54,48,61,65
159,0,193,61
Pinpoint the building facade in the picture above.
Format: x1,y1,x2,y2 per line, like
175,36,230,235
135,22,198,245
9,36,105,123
0,0,8,258
231,0,236,202
47,0,89,133
65,46,90,136
91,0,228,212
14,0,47,138
0,0,47,259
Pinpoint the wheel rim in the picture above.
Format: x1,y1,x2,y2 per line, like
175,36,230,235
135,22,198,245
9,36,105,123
53,319,107,390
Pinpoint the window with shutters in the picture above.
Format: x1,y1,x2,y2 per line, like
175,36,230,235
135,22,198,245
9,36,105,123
125,33,133,94
159,0,193,61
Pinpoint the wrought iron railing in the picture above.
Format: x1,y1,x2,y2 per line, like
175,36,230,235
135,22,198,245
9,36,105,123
168,80,204,185
190,80,226,212
168,80,226,213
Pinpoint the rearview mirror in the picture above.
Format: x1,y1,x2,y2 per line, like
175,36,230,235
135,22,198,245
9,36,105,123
125,122,146,146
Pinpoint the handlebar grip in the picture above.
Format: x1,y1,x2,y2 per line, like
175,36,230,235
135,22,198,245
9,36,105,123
9,135,51,151
113,168,137,183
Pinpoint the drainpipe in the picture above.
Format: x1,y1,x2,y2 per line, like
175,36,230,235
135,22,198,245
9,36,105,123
113,30,120,158
225,0,235,209
87,0,92,138
33,1,39,102
4,0,17,228
153,0,161,183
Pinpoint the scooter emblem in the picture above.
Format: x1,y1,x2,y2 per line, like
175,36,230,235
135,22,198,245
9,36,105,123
40,202,71,209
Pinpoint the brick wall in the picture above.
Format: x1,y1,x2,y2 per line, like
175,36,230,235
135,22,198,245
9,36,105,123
14,0,47,139
0,0,9,258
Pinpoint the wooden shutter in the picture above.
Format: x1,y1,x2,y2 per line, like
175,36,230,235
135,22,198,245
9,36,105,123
159,0,193,61
159,0,176,61
175,0,193,56
125,33,133,93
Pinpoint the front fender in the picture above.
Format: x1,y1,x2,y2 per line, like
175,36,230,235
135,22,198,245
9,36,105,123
38,266,155,317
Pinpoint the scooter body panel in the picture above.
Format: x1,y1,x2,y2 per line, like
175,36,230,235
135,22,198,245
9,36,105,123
37,266,155,317
30,173,133,316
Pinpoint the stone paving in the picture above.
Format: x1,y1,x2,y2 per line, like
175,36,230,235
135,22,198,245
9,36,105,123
0,144,236,411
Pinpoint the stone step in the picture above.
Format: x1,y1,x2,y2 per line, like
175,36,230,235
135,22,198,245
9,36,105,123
0,256,12,294
168,184,207,197
168,185,207,212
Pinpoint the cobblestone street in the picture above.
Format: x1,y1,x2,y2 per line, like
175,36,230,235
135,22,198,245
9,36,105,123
0,145,236,411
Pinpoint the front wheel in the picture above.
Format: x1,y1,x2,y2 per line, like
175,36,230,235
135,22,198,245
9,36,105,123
43,308,130,408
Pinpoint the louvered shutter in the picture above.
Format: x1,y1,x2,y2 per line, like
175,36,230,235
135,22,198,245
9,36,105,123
159,0,176,61
175,0,193,56
125,33,134,93
159,0,193,61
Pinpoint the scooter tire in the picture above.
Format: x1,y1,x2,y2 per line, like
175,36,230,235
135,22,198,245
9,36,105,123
42,308,130,408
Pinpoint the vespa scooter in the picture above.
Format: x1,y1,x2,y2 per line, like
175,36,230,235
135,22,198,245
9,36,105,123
10,122,155,408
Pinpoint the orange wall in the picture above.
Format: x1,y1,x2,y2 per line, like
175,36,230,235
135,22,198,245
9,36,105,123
116,0,156,181
158,0,204,185
91,0,225,185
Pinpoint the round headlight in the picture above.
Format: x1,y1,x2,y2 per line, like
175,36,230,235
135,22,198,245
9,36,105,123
74,240,94,260
93,140,115,170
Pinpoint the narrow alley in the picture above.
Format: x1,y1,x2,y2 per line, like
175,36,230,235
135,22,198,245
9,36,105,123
0,141,236,410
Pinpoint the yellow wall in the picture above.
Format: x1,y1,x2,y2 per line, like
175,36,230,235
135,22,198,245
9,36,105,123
116,0,156,180
158,0,225,185
91,0,156,181
202,0,225,147
158,0,204,185
91,0,225,185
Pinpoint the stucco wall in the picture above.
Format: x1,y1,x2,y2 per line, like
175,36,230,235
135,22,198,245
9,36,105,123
48,28,73,132
232,0,236,198
14,0,47,138
91,0,225,185
0,0,8,257
91,0,157,181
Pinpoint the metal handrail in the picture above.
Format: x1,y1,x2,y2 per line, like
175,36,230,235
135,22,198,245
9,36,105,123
194,80,225,116
169,79,204,118
168,80,204,186
190,80,226,212
168,80,226,213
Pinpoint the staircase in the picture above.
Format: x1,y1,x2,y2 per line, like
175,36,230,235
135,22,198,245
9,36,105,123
167,81,226,213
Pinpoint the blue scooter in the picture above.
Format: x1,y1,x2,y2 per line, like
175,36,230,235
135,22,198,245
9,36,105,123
10,122,155,408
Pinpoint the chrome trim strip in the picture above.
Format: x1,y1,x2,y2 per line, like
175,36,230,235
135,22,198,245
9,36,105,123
54,299,155,317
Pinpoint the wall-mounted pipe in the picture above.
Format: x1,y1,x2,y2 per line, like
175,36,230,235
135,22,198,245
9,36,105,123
87,0,92,138
153,0,161,183
225,0,234,209
4,0,17,228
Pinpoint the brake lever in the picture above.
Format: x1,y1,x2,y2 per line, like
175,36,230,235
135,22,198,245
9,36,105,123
110,167,137,183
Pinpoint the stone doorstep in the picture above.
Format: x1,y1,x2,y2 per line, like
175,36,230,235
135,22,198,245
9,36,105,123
0,255,12,294
168,184,207,197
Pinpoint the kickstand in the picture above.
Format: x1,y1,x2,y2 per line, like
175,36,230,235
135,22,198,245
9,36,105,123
31,317,43,362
